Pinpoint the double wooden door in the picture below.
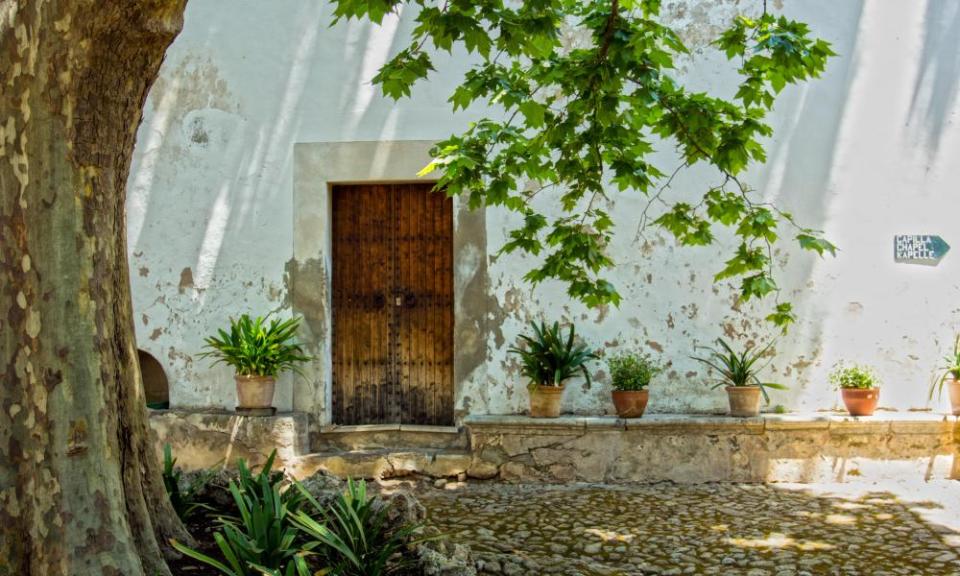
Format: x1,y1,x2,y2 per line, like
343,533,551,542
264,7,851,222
331,183,454,426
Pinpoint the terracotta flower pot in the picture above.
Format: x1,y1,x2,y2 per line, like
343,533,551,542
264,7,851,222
726,386,761,417
948,378,960,416
612,389,649,418
841,387,879,416
235,375,276,409
529,385,564,418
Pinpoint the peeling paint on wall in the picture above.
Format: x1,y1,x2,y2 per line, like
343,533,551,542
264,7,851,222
128,0,960,418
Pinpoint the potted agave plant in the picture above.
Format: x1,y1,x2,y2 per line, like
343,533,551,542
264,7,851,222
931,335,960,416
830,363,880,416
509,321,598,418
692,338,787,417
199,314,311,413
607,351,661,418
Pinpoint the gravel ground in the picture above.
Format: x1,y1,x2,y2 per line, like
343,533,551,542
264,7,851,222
417,479,960,576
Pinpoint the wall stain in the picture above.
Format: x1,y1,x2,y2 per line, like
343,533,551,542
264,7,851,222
284,257,327,351
178,267,194,294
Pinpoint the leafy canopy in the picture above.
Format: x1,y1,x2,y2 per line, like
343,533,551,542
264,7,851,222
334,0,837,328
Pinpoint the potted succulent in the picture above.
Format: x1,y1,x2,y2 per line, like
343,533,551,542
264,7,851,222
930,335,960,416
509,321,598,418
692,338,786,417
607,351,661,418
830,363,880,416
199,314,311,412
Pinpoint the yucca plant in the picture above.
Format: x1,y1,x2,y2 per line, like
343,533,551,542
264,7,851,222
691,338,787,402
199,314,311,377
234,451,305,516
171,472,317,576
291,479,424,576
930,335,960,400
161,444,213,521
508,321,599,390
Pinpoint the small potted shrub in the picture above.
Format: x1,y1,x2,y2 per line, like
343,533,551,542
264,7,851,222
509,321,598,418
199,314,311,412
692,338,786,417
830,363,880,416
607,352,661,418
931,335,960,415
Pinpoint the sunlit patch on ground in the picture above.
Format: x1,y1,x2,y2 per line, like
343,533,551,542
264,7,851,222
418,481,960,575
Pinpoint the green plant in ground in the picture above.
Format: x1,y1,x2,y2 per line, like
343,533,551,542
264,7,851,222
291,478,424,576
508,321,599,390
607,352,661,391
171,468,316,576
691,338,787,402
930,335,960,400
830,363,879,390
199,314,311,377
161,444,213,521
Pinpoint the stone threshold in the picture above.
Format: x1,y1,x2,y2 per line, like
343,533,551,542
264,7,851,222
319,423,460,434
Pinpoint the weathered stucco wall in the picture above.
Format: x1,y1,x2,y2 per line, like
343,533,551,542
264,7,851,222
128,0,960,418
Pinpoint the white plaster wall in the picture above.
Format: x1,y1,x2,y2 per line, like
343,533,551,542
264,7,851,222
128,0,960,416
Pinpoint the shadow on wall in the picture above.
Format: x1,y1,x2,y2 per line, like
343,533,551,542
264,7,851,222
125,1,481,409
908,0,960,157
752,0,865,410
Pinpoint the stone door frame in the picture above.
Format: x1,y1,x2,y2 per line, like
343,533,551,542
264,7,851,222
291,140,487,427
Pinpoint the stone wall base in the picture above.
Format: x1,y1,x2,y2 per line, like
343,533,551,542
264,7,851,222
150,410,960,484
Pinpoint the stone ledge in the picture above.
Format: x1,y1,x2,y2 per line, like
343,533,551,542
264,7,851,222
464,412,957,434
150,410,960,484
150,409,310,471
464,412,959,484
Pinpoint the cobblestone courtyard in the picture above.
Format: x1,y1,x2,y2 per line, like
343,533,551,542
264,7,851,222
418,481,960,576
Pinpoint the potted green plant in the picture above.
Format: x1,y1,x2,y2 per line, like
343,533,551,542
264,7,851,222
509,321,598,418
692,338,786,417
199,314,311,413
931,335,960,415
830,363,880,416
607,351,661,418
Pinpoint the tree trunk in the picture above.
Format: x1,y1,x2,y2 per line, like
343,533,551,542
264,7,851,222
0,1,189,574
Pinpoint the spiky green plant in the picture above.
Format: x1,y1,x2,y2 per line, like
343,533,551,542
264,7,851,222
291,479,424,576
691,338,787,403
199,314,311,377
930,335,960,401
508,321,599,390
171,452,317,576
161,444,213,521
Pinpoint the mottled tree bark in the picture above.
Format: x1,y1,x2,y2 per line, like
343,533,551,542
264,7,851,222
0,1,189,574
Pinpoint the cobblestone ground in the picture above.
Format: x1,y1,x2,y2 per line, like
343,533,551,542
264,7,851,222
417,481,960,576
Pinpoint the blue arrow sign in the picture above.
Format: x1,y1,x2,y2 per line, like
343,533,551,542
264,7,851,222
894,235,950,265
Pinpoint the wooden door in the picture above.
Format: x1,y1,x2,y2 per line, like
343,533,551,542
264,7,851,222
331,183,454,425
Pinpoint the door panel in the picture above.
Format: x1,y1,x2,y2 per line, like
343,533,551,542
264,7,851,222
331,183,453,425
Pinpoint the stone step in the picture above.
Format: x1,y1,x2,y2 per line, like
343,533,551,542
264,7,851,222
311,423,469,453
289,448,498,481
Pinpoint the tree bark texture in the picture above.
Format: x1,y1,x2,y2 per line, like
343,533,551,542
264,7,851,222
0,1,189,574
